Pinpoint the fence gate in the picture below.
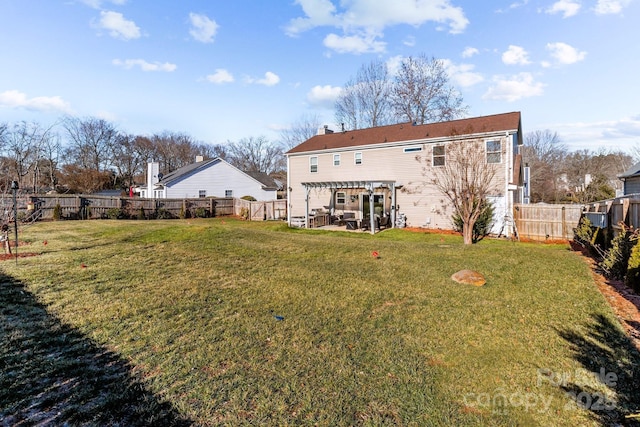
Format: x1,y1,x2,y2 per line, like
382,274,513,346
251,202,265,221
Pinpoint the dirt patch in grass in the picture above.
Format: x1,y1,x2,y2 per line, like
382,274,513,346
0,252,38,261
0,241,38,261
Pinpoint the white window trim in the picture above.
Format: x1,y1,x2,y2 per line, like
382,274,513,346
310,156,318,173
333,154,341,166
432,145,445,167
486,140,502,164
354,152,362,165
336,191,346,205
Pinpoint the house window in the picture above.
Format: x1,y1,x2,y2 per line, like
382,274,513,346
336,191,346,205
404,146,422,153
433,145,445,167
225,190,233,197
354,152,362,165
199,190,206,198
310,156,318,173
333,154,341,166
486,140,502,163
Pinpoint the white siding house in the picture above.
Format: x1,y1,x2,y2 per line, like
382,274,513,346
286,112,525,236
138,157,278,201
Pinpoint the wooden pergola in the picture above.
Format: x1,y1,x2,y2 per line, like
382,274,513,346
299,180,398,234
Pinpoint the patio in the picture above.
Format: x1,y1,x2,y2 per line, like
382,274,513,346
293,180,399,234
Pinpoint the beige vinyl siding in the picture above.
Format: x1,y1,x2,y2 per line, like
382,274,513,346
288,135,510,229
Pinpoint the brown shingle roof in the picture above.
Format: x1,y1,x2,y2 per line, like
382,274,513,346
286,111,521,154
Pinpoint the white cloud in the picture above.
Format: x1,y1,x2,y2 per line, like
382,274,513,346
96,10,140,40
545,0,581,18
206,69,234,84
189,12,218,43
441,60,483,87
323,32,386,54
461,47,479,58
496,0,529,13
80,0,127,9
386,55,404,76
286,0,469,53
483,72,545,102
403,35,416,47
594,0,631,14
545,42,586,65
246,71,280,86
0,90,73,113
502,45,531,65
112,59,177,72
549,115,640,151
307,84,342,108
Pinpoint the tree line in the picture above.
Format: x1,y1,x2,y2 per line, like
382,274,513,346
523,130,634,203
0,117,287,194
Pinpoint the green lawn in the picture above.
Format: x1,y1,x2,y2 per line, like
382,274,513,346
1,219,639,426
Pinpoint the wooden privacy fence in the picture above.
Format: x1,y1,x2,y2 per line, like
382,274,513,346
584,197,640,232
0,194,287,222
513,203,583,241
234,198,288,221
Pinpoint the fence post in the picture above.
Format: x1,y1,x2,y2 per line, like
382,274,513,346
561,206,566,239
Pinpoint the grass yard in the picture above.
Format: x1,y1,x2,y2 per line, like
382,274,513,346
1,218,639,426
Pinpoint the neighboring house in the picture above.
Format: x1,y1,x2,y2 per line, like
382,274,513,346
285,112,525,236
618,162,640,195
138,157,278,200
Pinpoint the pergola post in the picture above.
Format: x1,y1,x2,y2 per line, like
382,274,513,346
304,187,310,228
391,183,397,228
368,184,375,235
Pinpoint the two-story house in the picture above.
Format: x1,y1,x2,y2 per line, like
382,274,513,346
285,112,524,236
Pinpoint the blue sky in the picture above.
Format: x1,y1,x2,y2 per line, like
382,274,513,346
1,0,638,153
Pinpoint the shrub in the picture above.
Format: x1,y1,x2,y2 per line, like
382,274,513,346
137,207,146,220
625,241,640,294
600,224,634,280
240,207,249,220
241,195,257,201
452,199,494,243
157,208,173,219
573,216,594,247
194,207,208,218
106,208,124,219
53,203,62,221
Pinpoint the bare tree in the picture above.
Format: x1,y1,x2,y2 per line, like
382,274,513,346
3,121,54,190
564,148,632,198
390,55,467,125
150,131,203,172
226,136,284,175
430,140,499,245
39,131,62,191
280,113,322,150
335,59,393,130
62,116,118,172
523,130,567,203
111,133,144,189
